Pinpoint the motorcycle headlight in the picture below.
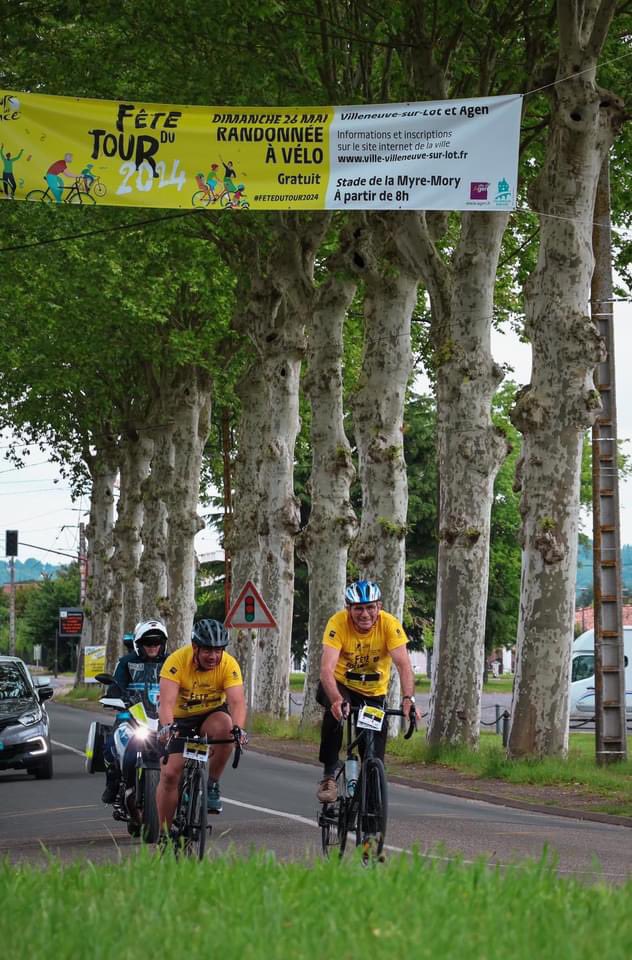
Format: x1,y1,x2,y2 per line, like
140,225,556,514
134,726,150,741
18,709,41,726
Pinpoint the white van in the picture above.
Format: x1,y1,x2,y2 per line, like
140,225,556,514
569,626,632,720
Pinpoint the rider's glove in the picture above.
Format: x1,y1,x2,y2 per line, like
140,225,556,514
232,725,248,747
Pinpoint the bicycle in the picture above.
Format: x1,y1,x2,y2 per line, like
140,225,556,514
191,184,249,210
26,176,104,205
161,726,243,859
318,702,416,863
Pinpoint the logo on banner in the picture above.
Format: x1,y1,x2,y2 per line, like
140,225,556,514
494,177,512,207
469,181,489,201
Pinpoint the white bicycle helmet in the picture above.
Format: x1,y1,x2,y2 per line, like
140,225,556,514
133,619,168,657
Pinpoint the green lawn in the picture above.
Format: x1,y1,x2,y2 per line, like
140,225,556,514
2,851,631,960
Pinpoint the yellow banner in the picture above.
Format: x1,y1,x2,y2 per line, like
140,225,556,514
84,645,106,683
0,90,521,211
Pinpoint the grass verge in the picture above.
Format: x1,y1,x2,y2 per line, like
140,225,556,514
2,850,631,960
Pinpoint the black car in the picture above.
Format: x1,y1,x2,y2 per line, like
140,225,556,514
0,656,54,779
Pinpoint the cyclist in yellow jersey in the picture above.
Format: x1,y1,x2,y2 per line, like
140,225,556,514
316,580,421,803
156,619,247,829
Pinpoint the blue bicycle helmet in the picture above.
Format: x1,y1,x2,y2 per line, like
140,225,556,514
191,618,229,648
344,580,382,605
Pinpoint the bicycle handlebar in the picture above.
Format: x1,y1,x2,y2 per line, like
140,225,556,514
341,702,417,739
160,727,243,766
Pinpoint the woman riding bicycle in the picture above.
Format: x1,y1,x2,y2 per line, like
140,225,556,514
316,579,421,803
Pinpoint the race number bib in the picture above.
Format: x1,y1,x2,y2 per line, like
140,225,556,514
183,741,209,762
356,705,385,731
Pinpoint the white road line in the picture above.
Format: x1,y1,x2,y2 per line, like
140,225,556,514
223,796,318,827
222,797,412,855
0,803,99,819
52,739,86,758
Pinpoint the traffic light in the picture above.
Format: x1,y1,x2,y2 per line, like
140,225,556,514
5,530,18,557
244,594,255,622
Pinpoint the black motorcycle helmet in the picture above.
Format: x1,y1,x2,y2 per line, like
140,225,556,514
191,618,229,649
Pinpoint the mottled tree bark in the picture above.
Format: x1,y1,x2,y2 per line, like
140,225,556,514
230,212,330,716
509,0,624,757
395,209,510,747
351,213,419,716
164,369,213,646
108,432,153,660
139,427,170,625
83,441,118,672
297,239,359,726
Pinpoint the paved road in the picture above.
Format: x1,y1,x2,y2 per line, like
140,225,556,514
0,703,630,882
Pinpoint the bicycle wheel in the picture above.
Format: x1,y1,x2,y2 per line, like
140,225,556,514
26,189,52,203
92,181,107,198
184,766,207,859
140,768,161,843
191,190,211,208
68,189,96,204
356,758,388,861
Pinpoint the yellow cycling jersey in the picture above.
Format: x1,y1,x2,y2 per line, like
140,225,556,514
322,610,408,696
160,645,243,718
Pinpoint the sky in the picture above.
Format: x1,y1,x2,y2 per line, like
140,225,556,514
1,301,631,569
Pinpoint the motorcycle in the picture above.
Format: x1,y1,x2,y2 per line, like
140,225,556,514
85,672,161,843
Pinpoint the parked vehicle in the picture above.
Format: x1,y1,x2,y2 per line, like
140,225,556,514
0,656,54,778
569,627,632,720
86,672,161,842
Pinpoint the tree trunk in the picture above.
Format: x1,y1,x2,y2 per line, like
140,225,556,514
231,212,330,716
297,250,359,726
227,366,264,705
108,432,153,659
84,444,118,672
164,369,213,646
254,300,303,716
139,427,170,625
428,213,510,747
508,1,624,757
393,207,511,746
351,213,418,717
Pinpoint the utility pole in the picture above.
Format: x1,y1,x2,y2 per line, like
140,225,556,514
79,521,88,605
5,530,18,656
591,159,627,764
222,408,233,615
8,554,16,656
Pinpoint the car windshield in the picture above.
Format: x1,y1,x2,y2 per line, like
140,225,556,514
0,664,30,700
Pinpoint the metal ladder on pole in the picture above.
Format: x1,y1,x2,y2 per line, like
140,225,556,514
591,161,627,763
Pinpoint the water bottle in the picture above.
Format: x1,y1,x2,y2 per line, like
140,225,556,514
345,757,360,798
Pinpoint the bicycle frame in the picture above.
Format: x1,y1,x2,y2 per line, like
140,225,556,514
162,728,242,859
319,703,416,862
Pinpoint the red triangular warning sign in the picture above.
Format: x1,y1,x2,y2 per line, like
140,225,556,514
225,580,277,629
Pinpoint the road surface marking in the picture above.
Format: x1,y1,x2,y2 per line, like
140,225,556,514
0,803,98,819
52,739,86,758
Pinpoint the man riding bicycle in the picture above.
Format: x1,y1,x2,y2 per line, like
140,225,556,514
316,579,421,803
156,619,247,830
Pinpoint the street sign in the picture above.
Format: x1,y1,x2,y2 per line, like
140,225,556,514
59,608,84,638
225,580,277,629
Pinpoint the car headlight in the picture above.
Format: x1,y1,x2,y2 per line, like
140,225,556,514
17,709,41,726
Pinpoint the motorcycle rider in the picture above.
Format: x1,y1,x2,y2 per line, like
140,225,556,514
101,619,168,804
